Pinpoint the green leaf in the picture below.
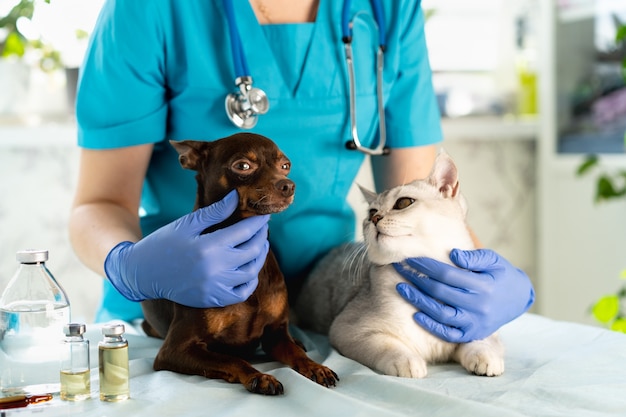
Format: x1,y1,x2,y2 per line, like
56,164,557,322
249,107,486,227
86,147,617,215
576,155,598,176
1,32,26,57
620,270,626,280
75,29,89,40
610,317,626,333
591,295,620,324
595,175,621,202
616,25,626,43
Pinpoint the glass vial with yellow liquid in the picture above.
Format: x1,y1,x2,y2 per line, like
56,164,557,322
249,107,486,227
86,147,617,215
60,323,91,401
515,14,538,116
98,324,129,402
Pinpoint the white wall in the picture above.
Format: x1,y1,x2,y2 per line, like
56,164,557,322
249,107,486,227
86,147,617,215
0,124,102,324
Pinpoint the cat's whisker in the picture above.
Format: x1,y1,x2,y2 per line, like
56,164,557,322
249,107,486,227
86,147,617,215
342,243,368,285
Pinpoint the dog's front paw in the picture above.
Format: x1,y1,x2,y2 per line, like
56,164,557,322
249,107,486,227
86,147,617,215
294,362,339,388
245,374,284,395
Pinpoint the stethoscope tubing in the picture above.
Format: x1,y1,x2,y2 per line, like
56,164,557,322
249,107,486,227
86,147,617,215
342,0,389,155
223,0,249,78
342,0,386,49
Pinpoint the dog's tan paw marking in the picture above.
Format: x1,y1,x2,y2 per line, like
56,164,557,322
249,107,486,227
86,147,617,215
310,365,339,387
294,363,339,388
245,374,284,395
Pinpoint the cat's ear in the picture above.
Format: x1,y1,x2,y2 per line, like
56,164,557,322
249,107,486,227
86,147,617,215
429,149,460,198
358,184,378,204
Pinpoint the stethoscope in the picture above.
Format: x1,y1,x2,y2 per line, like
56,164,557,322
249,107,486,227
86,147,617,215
222,0,390,156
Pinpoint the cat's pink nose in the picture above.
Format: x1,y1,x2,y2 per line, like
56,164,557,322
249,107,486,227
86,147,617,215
371,214,383,225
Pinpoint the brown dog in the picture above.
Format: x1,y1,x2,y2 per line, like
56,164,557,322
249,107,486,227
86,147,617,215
140,133,337,395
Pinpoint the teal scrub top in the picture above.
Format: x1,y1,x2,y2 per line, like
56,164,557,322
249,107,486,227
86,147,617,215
76,0,443,322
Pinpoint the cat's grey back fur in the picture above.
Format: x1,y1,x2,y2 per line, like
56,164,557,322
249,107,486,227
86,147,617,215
294,242,370,334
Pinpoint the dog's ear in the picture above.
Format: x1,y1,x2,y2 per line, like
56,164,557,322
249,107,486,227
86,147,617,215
170,140,204,170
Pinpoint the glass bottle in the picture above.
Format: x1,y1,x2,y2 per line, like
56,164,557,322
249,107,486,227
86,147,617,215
0,249,70,395
60,323,91,401
515,13,538,116
98,324,129,402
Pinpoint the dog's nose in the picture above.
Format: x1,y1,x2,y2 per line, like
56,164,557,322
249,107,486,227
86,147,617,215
275,179,295,197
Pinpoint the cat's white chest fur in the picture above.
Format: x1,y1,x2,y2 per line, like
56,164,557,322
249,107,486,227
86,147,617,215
369,265,458,364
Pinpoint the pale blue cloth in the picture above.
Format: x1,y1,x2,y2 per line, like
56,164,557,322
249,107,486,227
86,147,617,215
24,314,626,416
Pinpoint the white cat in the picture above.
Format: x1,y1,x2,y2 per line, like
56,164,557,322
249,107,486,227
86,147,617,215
294,151,504,378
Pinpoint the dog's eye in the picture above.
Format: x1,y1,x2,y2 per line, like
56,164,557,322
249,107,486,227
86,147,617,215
232,159,253,172
278,158,291,171
393,197,415,210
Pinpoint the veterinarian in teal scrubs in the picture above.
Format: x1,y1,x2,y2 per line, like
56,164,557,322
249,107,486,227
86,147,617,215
71,0,534,343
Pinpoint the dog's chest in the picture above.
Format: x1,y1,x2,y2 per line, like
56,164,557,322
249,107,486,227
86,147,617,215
204,264,289,344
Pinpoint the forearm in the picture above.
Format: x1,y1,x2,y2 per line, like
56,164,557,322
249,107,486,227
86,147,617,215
69,145,152,277
69,202,142,277
468,227,483,249
371,145,437,192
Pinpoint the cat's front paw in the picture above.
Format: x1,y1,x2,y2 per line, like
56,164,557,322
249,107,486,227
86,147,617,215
376,354,428,379
458,346,504,376
464,354,504,377
456,337,504,377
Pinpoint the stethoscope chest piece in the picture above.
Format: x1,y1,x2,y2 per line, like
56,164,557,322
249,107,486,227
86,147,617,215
222,0,390,155
225,76,270,129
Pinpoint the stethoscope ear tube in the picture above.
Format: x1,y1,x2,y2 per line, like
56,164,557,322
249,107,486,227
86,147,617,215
341,0,389,156
344,40,389,156
345,139,390,155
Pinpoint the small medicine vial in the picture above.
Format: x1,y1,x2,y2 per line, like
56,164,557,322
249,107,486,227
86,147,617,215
60,323,91,401
98,324,130,402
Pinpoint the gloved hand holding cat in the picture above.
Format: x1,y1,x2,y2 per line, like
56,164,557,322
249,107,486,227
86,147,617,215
395,248,535,344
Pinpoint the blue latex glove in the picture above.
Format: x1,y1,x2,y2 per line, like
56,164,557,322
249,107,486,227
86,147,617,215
104,190,270,308
394,248,535,343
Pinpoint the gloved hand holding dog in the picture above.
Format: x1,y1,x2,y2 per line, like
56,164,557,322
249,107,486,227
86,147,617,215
395,248,535,343
104,190,270,308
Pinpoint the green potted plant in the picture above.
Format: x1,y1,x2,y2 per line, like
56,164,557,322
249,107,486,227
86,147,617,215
576,22,626,333
577,156,626,332
0,0,60,67
0,0,62,114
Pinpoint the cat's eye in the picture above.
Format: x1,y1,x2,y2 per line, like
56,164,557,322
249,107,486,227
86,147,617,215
393,197,415,210
368,209,378,221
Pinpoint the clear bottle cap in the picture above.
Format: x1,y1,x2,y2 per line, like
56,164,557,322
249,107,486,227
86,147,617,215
102,324,125,336
64,323,86,336
16,249,48,263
